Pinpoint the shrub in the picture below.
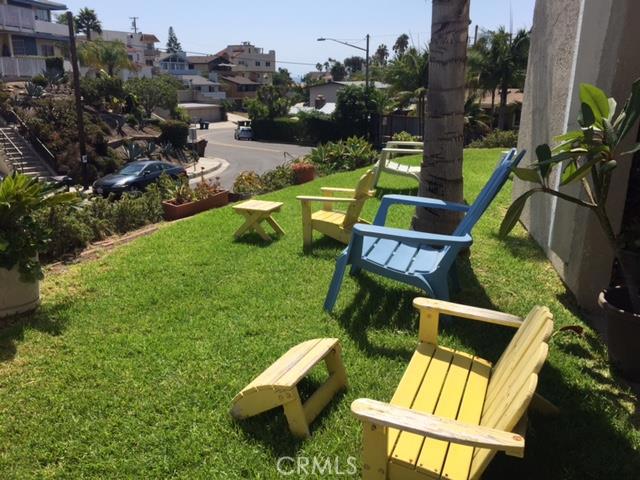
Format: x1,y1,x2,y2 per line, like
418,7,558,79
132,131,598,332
334,85,386,138
45,56,64,75
233,171,264,195
31,74,48,88
468,129,519,148
171,106,191,124
306,136,377,175
297,111,341,144
260,163,295,192
391,131,420,142
251,117,301,143
159,120,189,149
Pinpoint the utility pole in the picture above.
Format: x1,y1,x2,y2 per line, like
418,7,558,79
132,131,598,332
365,34,370,92
130,17,139,34
67,11,88,189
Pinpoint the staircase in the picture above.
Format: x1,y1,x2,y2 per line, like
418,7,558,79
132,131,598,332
0,126,56,181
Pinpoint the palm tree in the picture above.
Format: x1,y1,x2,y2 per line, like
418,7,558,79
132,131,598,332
413,0,470,235
463,94,492,144
384,47,429,134
468,27,530,130
393,33,410,57
78,40,134,77
74,8,102,41
373,44,389,66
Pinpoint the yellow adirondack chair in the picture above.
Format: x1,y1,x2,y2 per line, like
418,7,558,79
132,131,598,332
297,169,376,251
351,298,556,480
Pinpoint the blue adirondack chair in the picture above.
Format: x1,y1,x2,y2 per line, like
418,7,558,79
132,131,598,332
324,149,526,311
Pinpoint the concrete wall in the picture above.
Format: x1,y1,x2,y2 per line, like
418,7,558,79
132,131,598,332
516,0,640,310
308,83,342,105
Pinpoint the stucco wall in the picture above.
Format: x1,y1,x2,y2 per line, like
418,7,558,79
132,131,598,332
516,0,640,309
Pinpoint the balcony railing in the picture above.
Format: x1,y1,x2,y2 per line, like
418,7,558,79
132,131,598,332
0,57,46,78
34,19,69,37
0,4,35,31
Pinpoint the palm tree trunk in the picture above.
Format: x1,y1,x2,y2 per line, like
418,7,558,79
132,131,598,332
497,83,509,130
413,0,469,234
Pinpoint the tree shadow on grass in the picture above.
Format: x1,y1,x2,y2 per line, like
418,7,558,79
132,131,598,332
494,232,549,263
0,301,70,363
298,237,345,261
233,376,347,458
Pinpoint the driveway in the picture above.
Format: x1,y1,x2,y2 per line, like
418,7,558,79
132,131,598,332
196,115,312,189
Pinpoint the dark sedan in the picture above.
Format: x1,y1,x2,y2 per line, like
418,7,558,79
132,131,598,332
93,160,186,197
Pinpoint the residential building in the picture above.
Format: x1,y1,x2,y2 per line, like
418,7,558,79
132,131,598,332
307,80,390,105
0,0,69,79
479,88,523,129
90,29,160,80
176,74,225,103
158,51,199,76
219,75,259,102
215,42,275,84
515,0,640,311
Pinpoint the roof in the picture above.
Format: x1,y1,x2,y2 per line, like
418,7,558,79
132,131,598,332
140,34,159,43
289,102,336,116
187,55,219,65
480,88,524,107
178,75,217,86
12,0,66,10
220,75,260,85
159,52,187,62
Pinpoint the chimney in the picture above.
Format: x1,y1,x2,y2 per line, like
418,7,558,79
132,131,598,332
315,94,326,110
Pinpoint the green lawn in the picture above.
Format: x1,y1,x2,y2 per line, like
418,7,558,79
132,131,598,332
1,149,638,479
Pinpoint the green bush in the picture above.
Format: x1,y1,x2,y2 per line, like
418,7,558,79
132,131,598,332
391,131,420,142
297,111,341,144
159,120,189,149
31,74,48,88
45,56,64,75
171,106,191,124
233,171,264,195
251,117,301,143
468,129,519,148
306,136,377,175
260,163,295,192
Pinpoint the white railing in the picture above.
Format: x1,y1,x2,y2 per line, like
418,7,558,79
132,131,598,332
0,4,35,31
0,128,25,174
0,57,46,78
199,91,226,100
34,19,68,36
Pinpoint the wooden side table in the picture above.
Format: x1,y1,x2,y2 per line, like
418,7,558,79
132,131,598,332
233,200,285,241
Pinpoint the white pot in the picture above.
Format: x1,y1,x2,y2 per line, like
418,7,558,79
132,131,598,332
0,266,40,318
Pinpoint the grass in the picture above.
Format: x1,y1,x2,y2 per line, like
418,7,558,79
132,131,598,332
1,148,638,479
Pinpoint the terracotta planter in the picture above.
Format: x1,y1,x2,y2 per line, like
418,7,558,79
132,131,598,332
162,191,229,221
0,266,40,318
598,286,640,382
293,165,315,184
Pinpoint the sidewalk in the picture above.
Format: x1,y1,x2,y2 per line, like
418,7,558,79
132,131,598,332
185,156,229,183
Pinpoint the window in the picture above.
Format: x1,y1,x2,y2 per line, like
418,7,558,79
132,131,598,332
40,44,54,57
34,9,50,21
265,61,271,67
12,36,37,56
145,60,153,66
255,61,261,67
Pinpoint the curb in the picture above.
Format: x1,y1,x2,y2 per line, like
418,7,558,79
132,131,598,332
187,159,223,179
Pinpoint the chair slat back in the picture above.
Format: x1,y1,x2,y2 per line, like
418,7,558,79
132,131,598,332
469,306,554,478
453,149,525,237
344,169,376,228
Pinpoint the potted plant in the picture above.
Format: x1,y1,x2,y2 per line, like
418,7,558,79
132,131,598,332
0,173,78,318
230,170,264,202
500,79,640,380
292,159,315,184
162,176,228,221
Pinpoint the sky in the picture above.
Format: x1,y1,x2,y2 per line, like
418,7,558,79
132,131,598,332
59,0,536,77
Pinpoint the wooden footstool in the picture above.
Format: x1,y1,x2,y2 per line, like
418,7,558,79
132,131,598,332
233,200,285,241
231,338,348,437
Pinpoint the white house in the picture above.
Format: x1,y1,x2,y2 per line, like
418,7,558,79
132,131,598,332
307,81,390,105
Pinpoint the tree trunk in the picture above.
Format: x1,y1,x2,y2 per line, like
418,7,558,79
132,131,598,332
497,83,509,130
413,0,469,234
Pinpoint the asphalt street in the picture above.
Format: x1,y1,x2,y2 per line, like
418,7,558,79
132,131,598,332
196,118,312,190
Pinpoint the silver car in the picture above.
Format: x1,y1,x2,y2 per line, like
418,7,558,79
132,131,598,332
234,126,253,140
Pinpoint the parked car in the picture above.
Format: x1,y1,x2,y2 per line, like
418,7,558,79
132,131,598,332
93,160,186,197
234,126,253,140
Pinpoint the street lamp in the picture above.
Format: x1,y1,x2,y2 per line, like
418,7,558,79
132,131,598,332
317,35,370,92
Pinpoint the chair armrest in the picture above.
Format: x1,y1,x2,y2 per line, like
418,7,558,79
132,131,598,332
374,194,469,225
352,224,472,247
320,187,356,194
297,195,357,204
351,399,525,457
413,298,523,328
